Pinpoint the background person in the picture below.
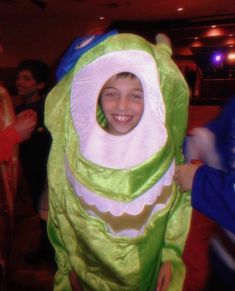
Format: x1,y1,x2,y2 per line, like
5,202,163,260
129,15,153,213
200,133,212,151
14,59,53,263
175,97,235,291
0,84,37,286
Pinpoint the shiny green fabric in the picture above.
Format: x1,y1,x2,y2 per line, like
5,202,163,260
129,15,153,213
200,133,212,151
45,33,191,291
67,136,173,201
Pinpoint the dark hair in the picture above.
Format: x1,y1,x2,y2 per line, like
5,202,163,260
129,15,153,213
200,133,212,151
17,59,50,89
115,72,137,79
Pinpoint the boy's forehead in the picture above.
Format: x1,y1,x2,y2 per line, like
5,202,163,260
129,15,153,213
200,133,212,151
102,75,143,89
18,69,33,77
105,73,141,83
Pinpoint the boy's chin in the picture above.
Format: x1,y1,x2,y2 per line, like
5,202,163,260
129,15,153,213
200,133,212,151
107,126,133,136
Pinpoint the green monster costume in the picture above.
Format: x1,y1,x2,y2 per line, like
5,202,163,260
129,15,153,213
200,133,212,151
45,32,192,291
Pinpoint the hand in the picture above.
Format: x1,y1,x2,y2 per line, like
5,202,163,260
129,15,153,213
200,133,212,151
69,271,83,291
14,109,37,141
156,261,172,291
174,164,202,192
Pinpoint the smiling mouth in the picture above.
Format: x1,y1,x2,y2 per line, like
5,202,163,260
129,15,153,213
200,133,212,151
17,87,25,91
112,114,132,122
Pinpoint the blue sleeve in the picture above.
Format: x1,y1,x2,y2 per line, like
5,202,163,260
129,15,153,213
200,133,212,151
206,98,235,135
192,165,235,233
206,98,235,172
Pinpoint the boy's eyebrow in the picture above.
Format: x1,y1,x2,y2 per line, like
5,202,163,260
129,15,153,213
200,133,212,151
132,88,144,92
102,86,116,90
102,87,143,92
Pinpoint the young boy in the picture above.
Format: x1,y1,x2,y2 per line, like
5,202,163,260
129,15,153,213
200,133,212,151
45,32,191,291
14,60,53,263
99,72,144,136
15,59,51,211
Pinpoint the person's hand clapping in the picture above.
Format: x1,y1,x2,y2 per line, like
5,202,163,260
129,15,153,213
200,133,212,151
14,109,37,142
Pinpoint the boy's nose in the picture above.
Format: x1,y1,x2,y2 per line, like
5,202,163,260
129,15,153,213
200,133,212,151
117,95,129,110
16,79,23,85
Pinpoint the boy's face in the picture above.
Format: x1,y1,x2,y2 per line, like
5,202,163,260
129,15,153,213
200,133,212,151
16,69,44,98
100,75,144,135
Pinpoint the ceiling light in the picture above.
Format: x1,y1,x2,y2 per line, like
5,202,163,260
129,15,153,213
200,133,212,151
177,7,183,11
99,16,105,20
228,53,235,60
211,25,216,28
205,27,225,37
225,37,235,46
190,40,203,48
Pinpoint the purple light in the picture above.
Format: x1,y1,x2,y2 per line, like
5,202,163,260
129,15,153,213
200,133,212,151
215,55,222,62
212,52,224,65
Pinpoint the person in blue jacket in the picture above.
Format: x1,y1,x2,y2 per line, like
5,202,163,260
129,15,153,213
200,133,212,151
175,97,235,234
175,97,235,291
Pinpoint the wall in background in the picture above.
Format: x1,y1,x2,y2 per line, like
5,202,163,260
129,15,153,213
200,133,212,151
0,15,109,68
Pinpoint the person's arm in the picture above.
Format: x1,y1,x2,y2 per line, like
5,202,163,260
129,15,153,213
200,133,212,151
174,164,202,192
175,164,235,233
14,109,37,141
192,164,235,234
159,187,192,291
0,109,37,163
47,186,83,290
0,126,20,162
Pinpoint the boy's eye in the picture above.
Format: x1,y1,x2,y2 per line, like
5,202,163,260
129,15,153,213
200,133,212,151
103,91,119,99
130,92,143,101
18,76,33,82
24,77,33,81
132,94,142,99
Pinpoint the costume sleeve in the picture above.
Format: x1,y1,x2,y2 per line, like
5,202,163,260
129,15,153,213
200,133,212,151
154,43,191,290
47,191,73,291
192,165,235,233
0,127,20,162
154,43,189,164
161,188,192,291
